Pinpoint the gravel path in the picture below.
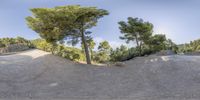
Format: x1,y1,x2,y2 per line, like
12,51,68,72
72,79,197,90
1,49,200,100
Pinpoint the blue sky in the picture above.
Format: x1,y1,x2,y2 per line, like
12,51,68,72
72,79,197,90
1,0,200,48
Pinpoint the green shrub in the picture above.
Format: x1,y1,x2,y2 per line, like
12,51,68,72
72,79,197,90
31,39,85,62
0,37,31,48
110,45,139,62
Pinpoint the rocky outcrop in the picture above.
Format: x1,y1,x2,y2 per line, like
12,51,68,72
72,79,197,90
156,50,175,56
0,44,29,54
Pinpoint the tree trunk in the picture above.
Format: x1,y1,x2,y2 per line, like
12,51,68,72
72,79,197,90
81,28,91,64
139,42,142,56
89,48,93,61
135,35,141,56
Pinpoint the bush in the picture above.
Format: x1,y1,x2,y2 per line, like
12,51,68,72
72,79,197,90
31,39,85,61
110,45,139,62
93,52,110,63
0,37,31,48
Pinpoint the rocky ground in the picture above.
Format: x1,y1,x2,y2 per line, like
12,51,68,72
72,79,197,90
1,49,200,100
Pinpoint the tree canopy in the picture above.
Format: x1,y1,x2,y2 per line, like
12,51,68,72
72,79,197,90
24,6,179,64
118,17,153,56
26,5,109,64
94,41,111,63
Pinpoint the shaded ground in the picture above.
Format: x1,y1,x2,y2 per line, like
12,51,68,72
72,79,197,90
1,49,200,100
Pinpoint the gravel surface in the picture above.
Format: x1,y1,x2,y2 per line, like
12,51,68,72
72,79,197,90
1,49,200,100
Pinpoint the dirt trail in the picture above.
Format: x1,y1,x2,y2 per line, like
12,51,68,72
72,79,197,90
1,49,200,100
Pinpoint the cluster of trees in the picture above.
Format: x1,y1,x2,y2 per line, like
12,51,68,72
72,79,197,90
31,38,113,63
0,35,177,63
93,41,111,63
0,37,31,48
178,39,200,53
117,17,178,57
26,5,178,64
110,45,141,62
99,17,178,62
31,38,112,63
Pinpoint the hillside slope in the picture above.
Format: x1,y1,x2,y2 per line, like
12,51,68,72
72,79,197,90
1,49,200,100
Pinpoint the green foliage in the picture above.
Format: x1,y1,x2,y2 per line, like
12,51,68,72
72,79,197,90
31,39,85,61
118,17,153,56
98,41,111,52
110,45,139,62
140,44,153,56
142,34,178,54
0,37,31,48
31,39,53,52
149,34,167,52
93,52,110,63
0,40,5,48
178,39,200,53
166,39,178,53
94,41,111,63
26,5,109,64
118,17,177,57
0,38,16,46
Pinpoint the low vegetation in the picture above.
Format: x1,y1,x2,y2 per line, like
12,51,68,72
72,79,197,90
31,39,85,61
178,39,200,53
0,37,32,48
0,35,177,64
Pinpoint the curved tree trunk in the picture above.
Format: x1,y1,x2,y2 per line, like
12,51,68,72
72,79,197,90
81,28,91,64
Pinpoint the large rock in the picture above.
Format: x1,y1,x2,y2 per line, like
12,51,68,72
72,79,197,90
156,50,175,56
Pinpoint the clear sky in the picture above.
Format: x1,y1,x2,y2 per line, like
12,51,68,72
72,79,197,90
1,0,200,48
